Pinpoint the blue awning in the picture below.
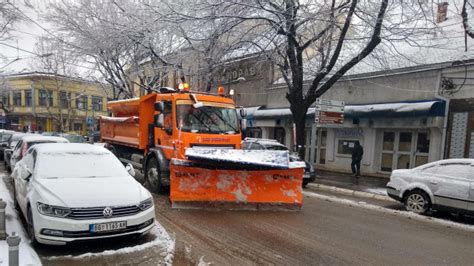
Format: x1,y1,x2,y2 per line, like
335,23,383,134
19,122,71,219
247,100,446,120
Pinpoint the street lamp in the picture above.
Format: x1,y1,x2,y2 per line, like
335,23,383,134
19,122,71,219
227,76,246,103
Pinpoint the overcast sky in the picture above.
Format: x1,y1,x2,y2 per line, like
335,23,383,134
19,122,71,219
1,0,53,73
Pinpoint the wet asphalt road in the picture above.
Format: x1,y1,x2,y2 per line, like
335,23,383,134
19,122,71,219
3,162,474,265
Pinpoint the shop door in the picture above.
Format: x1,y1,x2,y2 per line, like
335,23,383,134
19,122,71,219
396,132,413,169
381,131,430,172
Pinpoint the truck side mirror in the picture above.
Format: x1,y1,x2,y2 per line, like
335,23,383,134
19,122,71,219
154,102,164,112
241,118,247,131
154,114,164,128
240,108,247,118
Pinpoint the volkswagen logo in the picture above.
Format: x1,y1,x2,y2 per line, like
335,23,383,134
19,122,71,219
103,207,113,217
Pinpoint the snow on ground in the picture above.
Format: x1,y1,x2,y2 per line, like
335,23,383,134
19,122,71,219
44,221,175,264
0,175,42,266
303,191,474,232
363,188,388,196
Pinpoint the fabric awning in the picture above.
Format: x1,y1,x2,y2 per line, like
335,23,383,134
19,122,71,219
246,100,445,120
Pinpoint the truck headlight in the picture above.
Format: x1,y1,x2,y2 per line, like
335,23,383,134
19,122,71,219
138,198,153,211
37,202,71,218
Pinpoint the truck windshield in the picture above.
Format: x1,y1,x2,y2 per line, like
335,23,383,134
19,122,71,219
176,104,239,134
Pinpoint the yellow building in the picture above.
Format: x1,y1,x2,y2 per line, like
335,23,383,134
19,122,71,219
0,72,108,134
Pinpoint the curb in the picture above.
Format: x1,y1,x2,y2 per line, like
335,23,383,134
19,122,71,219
307,183,395,202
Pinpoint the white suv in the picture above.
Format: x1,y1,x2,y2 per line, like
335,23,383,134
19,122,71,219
386,159,474,214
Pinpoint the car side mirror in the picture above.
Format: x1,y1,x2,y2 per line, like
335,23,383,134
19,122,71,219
154,114,164,128
125,163,135,177
1,143,7,148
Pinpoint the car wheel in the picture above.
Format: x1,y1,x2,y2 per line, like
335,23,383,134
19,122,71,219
404,190,430,214
146,158,163,193
27,206,38,245
302,180,309,188
12,181,19,211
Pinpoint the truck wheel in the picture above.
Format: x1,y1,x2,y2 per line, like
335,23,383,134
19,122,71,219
146,158,163,193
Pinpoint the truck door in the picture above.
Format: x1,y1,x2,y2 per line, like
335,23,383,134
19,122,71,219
155,100,175,158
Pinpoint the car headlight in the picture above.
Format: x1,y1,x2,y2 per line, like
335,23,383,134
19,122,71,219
138,198,153,211
37,202,71,218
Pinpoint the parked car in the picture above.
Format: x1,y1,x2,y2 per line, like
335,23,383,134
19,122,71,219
0,130,15,159
12,143,155,245
10,136,69,173
59,133,86,143
387,159,474,215
241,137,316,187
4,133,34,171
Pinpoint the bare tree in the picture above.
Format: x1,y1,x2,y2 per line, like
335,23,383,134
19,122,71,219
168,0,401,157
45,0,186,99
463,0,474,38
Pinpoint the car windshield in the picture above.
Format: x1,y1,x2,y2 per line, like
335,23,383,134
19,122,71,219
64,135,85,143
37,152,128,179
11,135,25,141
264,144,288,151
176,103,239,134
1,134,12,142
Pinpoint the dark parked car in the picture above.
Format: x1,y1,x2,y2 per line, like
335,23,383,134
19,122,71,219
0,130,15,159
241,137,316,187
4,133,34,170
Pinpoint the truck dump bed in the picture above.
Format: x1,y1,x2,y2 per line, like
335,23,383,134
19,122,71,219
100,94,156,149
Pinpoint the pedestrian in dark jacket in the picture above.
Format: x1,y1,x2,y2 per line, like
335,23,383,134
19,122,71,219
351,141,363,177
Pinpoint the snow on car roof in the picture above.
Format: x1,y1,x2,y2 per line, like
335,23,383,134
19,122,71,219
417,158,474,169
33,143,109,154
21,135,69,143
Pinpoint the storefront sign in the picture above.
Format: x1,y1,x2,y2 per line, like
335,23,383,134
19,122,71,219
335,128,364,137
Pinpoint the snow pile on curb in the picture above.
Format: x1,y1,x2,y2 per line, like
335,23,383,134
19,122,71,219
303,191,474,232
0,176,42,265
45,221,175,264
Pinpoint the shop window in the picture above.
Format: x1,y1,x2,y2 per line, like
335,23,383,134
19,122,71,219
416,132,430,153
246,127,262,138
25,91,32,106
399,132,412,152
382,132,395,150
337,139,359,155
274,127,285,145
73,123,82,132
381,153,393,172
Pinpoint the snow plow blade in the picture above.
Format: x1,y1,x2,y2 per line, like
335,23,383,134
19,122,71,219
169,149,305,210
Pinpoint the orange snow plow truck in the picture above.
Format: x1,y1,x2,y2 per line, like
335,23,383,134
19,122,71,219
100,84,304,210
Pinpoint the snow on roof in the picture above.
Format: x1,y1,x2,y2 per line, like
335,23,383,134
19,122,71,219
21,135,69,143
108,97,140,104
248,100,443,119
33,143,108,154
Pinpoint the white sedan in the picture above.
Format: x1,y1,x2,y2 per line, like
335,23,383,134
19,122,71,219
387,159,474,214
12,143,155,245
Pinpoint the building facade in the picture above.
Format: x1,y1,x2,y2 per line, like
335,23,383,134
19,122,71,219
244,62,474,176
0,72,108,134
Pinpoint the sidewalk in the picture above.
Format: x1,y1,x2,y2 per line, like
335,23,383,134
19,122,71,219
0,175,41,265
312,170,389,196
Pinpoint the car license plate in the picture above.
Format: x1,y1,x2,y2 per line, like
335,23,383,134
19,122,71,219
90,221,127,232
